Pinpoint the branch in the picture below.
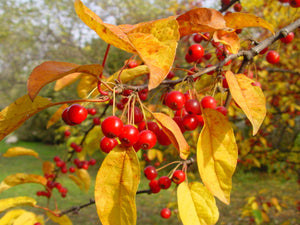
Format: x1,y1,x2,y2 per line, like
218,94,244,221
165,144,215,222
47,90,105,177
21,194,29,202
266,68,300,75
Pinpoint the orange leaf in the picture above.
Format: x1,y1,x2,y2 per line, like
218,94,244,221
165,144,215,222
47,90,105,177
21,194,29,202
42,161,55,176
74,0,136,53
95,145,140,225
27,61,102,100
224,13,274,33
0,95,53,141
213,30,240,54
46,104,69,129
197,109,238,204
54,72,82,91
176,8,226,37
153,112,190,159
225,71,266,135
127,17,179,90
0,173,47,193
77,75,99,99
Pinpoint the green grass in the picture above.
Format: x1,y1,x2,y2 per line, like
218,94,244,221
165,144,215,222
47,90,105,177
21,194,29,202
0,141,299,224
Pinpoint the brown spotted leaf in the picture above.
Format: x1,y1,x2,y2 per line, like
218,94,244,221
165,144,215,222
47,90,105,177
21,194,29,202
27,61,102,100
224,12,274,33
153,112,189,159
0,173,47,193
176,8,226,37
225,71,266,135
74,0,136,53
95,145,140,225
197,109,238,204
0,95,53,141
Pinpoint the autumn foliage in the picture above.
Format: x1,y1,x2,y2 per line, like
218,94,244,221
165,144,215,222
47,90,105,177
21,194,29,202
0,0,299,224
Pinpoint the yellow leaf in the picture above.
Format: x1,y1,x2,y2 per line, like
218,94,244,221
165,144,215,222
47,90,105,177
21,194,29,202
177,182,219,225
42,161,55,176
153,112,190,159
74,0,136,53
0,197,36,213
224,12,274,33
0,95,53,141
95,145,140,225
147,149,164,162
2,147,39,158
83,126,103,156
225,71,266,135
176,8,226,37
76,169,91,193
27,61,102,100
46,104,69,129
127,17,179,90
12,211,39,225
271,197,282,212
106,65,149,85
54,72,82,91
0,209,26,224
197,109,238,204
213,30,240,54
0,173,47,193
47,212,72,225
77,75,99,99
68,174,84,191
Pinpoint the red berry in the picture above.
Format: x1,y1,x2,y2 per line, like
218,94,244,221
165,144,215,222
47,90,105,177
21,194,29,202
73,158,80,165
187,44,204,62
289,0,300,7
56,160,65,168
280,32,294,44
185,53,194,63
138,121,160,135
172,170,186,184
233,3,242,12
193,33,203,43
174,108,189,118
67,104,88,124
100,136,118,153
128,106,144,124
74,145,82,153
64,130,71,138
138,88,149,101
166,71,175,79
149,179,161,193
197,115,204,126
185,99,201,115
93,117,101,125
204,53,212,60
222,77,229,88
87,108,97,115
61,166,68,173
128,60,138,68
215,106,228,116
157,129,171,146
101,116,124,138
215,45,232,65
182,114,199,131
144,165,158,180
160,208,171,219
53,156,60,162
165,91,186,110
89,158,97,166
69,167,76,173
251,81,262,88
70,142,77,149
118,125,139,147
62,107,75,126
158,176,172,189
201,96,217,109
173,116,186,133
266,50,280,64
82,163,89,170
136,130,157,150
279,0,289,2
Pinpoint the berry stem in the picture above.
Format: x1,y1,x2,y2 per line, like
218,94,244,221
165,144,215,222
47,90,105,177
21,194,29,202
99,44,111,78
